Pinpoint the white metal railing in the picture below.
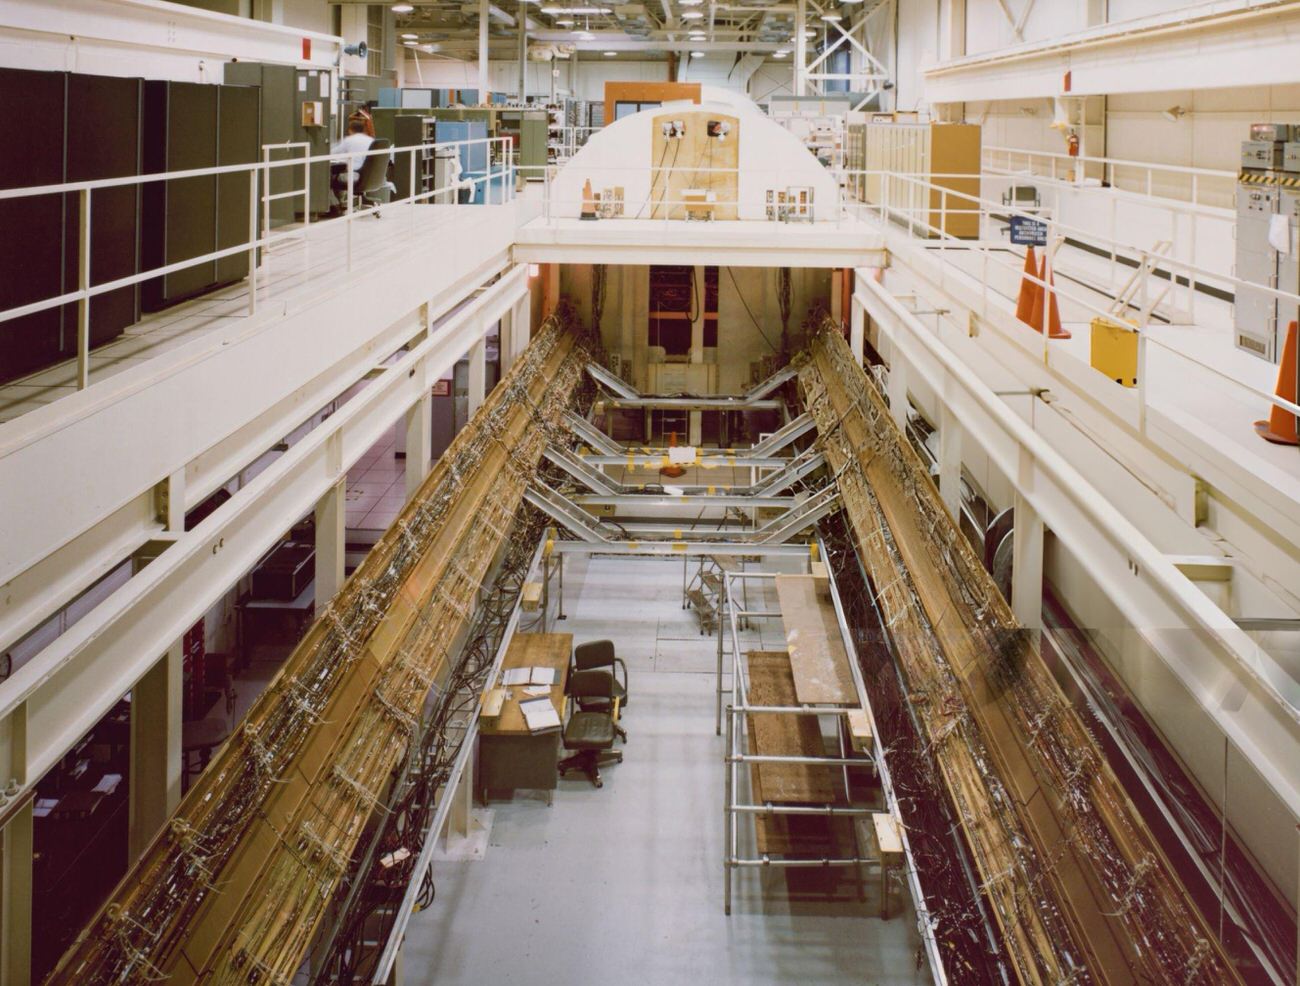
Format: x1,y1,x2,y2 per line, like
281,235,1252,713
983,144,1238,211
549,125,600,163
0,136,517,394
839,167,1300,432
531,162,847,225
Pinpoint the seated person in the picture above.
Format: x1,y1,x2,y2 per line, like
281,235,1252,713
330,118,374,208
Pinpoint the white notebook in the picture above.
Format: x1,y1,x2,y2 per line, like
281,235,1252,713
502,666,557,687
519,697,561,734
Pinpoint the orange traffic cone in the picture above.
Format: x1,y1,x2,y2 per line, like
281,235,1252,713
661,430,687,477
1016,246,1039,324
1031,255,1071,340
1255,321,1299,446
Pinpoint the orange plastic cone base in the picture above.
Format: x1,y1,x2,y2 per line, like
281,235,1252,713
1035,256,1071,340
660,429,687,477
1015,246,1038,324
1255,321,1299,446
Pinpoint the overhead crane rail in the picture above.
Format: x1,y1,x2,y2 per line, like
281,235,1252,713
798,321,1239,985
47,311,594,986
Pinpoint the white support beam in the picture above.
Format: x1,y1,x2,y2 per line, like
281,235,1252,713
128,642,182,861
0,267,529,803
850,292,866,365
315,474,346,611
925,1,1300,104
478,0,491,102
1011,485,1044,628
793,0,807,95
405,393,433,502
468,336,488,416
0,0,341,79
938,402,962,520
0,801,32,986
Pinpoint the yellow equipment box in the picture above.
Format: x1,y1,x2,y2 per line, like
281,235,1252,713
1090,316,1138,387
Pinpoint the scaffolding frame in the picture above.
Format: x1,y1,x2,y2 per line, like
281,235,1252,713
718,551,949,985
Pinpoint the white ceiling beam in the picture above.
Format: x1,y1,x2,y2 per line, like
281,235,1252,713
528,31,783,49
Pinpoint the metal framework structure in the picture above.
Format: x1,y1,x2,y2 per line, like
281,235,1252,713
794,0,893,109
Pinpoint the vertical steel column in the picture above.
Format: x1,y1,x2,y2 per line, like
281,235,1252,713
0,800,32,986
794,0,808,96
850,292,865,365
517,2,528,102
128,642,182,860
478,0,490,104
1011,478,1044,629
405,391,433,502
468,335,488,416
315,475,347,611
938,402,962,519
886,353,908,429
76,188,92,391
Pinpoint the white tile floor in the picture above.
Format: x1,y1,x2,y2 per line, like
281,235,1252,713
401,556,925,986
346,424,409,531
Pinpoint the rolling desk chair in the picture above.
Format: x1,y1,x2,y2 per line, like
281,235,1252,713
332,138,392,216
568,640,628,742
558,674,623,789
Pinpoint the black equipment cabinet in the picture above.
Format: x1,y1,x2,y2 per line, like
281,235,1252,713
141,80,260,312
223,61,298,225
64,72,144,348
216,83,261,285
0,68,144,386
0,67,66,382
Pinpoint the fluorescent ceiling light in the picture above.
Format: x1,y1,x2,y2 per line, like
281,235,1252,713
680,0,704,5
541,5,610,12
401,32,419,39
604,50,618,56
690,50,705,57
681,10,703,18
392,2,414,12
403,40,419,46
556,18,574,24
574,29,595,38
774,49,789,57
820,12,841,20
803,28,816,36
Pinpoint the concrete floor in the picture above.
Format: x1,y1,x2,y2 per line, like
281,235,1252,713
400,556,926,986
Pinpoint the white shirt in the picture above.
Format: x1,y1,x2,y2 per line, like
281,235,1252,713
331,133,373,174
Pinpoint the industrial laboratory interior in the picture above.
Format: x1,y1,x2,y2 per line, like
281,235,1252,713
1,0,1299,983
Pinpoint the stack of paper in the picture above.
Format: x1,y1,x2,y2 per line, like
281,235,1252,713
502,666,557,687
519,697,561,733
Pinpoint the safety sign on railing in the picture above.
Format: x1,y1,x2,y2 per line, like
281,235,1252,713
1009,215,1048,246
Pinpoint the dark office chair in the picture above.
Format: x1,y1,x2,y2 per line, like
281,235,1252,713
558,673,623,788
332,138,392,217
568,640,628,742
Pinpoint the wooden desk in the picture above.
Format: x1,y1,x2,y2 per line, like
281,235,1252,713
477,632,572,801
775,574,857,705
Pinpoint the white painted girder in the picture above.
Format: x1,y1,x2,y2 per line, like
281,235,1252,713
925,0,1300,103
0,267,528,792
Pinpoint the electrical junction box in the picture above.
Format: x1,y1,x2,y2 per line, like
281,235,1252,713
1235,183,1283,362
1089,317,1138,387
1285,142,1300,173
1242,140,1285,170
1250,122,1293,142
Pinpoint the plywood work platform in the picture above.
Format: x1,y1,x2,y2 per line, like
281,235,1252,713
745,651,839,805
775,574,857,705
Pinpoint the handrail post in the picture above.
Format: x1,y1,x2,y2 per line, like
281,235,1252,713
346,164,354,272
247,170,258,316
76,187,91,390
301,143,311,270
